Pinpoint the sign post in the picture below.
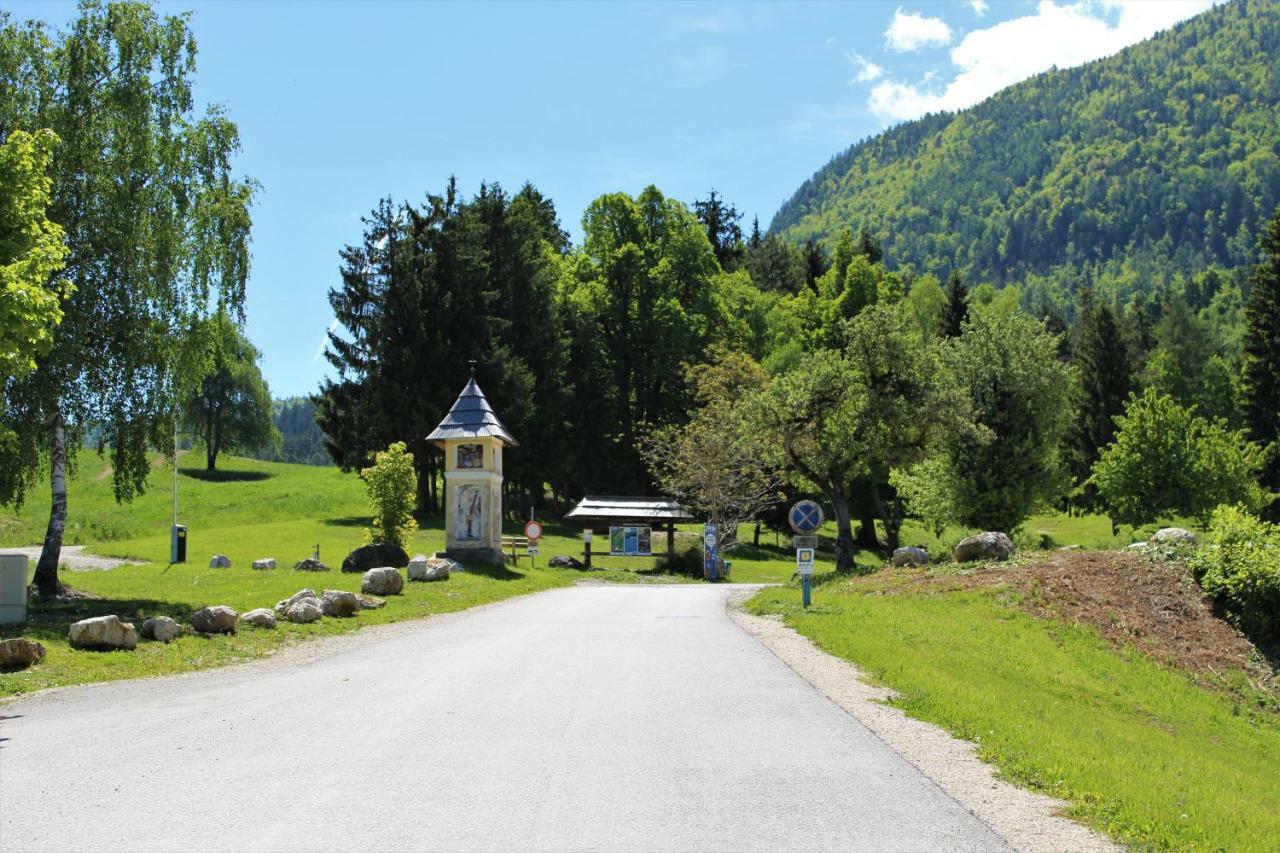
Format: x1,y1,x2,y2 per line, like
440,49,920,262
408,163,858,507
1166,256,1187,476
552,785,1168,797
702,523,719,581
788,500,824,608
524,519,543,568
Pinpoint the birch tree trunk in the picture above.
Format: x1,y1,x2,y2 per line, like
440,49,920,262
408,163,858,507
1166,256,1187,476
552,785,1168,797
33,412,67,599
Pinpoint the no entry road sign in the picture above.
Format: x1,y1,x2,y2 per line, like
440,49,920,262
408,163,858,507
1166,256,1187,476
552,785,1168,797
788,500,824,534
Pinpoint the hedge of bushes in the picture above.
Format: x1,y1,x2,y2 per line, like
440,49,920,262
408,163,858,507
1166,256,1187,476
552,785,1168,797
1190,505,1280,644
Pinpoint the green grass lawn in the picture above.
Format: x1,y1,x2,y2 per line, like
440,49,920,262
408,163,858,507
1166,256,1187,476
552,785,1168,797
748,577,1280,850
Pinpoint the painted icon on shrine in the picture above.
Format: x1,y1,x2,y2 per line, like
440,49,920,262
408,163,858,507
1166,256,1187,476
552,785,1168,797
457,443,484,470
457,484,483,541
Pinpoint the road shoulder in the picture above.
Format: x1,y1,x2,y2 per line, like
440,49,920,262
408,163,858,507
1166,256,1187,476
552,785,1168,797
726,591,1117,853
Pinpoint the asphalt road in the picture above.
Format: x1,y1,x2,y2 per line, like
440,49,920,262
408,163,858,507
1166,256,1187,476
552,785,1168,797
0,585,1007,852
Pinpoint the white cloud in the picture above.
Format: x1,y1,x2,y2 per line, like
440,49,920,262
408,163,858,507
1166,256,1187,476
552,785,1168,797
847,51,884,84
884,8,953,53
866,0,1218,122
969,0,989,16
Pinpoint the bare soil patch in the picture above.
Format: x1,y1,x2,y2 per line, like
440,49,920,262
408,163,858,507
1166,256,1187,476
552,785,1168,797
875,550,1276,699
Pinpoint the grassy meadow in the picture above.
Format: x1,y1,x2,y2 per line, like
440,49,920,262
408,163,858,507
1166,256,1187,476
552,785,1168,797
748,574,1280,850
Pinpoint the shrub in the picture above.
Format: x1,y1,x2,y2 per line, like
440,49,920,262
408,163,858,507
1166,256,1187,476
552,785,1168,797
1189,505,1280,643
360,442,418,549
1090,388,1269,527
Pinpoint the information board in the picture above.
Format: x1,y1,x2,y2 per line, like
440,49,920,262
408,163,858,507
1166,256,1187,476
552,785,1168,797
609,525,652,556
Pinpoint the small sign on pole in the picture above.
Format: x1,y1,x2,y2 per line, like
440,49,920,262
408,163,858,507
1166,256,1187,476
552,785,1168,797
789,501,824,607
524,520,544,541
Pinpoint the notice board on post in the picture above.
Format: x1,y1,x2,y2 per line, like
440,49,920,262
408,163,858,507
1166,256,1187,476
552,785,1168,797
609,525,652,556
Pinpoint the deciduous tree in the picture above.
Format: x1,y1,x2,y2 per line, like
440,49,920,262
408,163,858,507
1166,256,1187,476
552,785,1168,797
0,4,255,597
942,308,1075,532
1090,388,1268,528
183,312,278,471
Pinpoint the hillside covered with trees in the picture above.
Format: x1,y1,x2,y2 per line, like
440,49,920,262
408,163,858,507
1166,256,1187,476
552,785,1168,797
771,0,1280,313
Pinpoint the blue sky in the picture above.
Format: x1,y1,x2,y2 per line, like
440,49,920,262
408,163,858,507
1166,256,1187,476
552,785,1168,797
10,0,1215,397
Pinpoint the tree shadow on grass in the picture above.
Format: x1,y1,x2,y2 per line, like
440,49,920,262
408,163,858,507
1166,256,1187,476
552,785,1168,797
462,562,525,581
19,595,203,645
323,516,372,528
179,468,271,483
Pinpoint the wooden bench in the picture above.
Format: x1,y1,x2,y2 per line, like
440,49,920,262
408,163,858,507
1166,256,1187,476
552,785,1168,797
501,536,531,565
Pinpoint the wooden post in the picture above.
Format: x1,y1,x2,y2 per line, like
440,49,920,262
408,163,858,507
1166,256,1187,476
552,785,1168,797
667,523,675,560
583,528,592,569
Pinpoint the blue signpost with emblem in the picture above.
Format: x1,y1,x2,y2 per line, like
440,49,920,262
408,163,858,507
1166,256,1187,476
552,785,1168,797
702,523,719,580
789,500,824,607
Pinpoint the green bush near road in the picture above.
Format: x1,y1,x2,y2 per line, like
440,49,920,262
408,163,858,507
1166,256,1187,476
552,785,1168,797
748,577,1280,850
1191,505,1280,645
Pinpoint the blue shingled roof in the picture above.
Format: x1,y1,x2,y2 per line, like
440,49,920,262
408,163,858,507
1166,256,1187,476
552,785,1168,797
426,378,517,447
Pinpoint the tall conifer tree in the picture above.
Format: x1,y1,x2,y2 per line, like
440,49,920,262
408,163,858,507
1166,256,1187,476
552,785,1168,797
943,270,969,338
1070,295,1133,507
1242,205,1280,514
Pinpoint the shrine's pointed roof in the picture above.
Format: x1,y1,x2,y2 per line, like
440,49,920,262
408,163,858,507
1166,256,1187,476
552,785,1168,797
426,377,517,447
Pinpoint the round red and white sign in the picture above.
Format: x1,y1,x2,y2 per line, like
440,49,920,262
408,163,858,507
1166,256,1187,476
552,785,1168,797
523,520,544,541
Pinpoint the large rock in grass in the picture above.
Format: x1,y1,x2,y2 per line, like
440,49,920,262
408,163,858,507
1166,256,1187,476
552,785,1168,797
0,637,46,669
891,546,929,567
320,590,360,618
251,558,277,571
548,555,584,569
275,589,318,616
1151,527,1197,545
69,615,137,650
408,554,456,582
342,543,409,574
361,567,404,596
357,594,385,610
240,608,277,629
140,616,182,643
191,605,237,635
284,598,323,624
953,532,1015,563
293,558,329,572
209,554,231,569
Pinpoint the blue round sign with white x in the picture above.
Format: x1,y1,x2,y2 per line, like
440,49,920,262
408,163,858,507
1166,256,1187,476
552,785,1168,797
789,500,825,534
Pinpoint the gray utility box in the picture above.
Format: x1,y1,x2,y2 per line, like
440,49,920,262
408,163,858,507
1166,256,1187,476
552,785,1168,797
0,553,30,625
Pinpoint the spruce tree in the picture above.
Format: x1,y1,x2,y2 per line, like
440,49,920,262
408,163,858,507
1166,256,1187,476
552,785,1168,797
803,238,828,291
1070,296,1133,508
942,270,969,337
1242,205,1280,514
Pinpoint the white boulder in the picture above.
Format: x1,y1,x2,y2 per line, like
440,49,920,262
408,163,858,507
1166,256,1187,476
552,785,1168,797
240,608,277,629
891,546,929,567
191,605,238,634
275,589,318,616
251,558,277,571
69,615,137,650
140,616,182,643
284,598,323,624
953,532,1016,563
408,554,456,582
361,567,404,596
209,554,232,568
1151,527,1197,545
320,590,360,618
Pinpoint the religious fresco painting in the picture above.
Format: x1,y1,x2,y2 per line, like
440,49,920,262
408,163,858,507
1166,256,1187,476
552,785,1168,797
457,443,484,469
457,484,483,541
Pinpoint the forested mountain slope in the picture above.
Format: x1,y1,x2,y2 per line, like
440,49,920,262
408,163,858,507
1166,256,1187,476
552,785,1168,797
771,0,1280,301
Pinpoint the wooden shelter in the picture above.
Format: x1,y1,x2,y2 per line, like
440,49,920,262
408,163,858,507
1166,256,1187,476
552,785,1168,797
565,496,693,566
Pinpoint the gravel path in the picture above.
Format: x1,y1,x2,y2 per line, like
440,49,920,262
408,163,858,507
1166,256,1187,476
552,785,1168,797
0,545,140,572
1,584,1008,852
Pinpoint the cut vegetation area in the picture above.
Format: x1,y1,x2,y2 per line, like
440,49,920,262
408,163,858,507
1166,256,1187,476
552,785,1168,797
748,551,1280,850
